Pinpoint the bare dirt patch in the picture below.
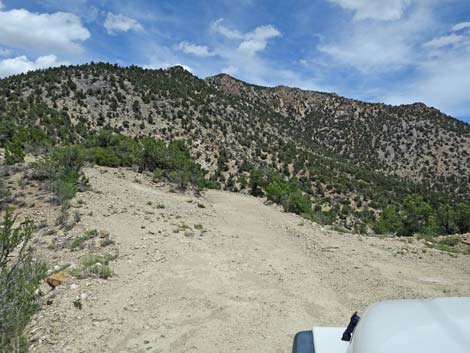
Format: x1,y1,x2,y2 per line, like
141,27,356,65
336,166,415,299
28,167,470,353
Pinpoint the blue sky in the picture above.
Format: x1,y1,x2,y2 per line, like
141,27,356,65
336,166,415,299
0,0,469,121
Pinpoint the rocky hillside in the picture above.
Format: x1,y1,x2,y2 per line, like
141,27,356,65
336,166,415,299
1,63,469,231
207,74,470,188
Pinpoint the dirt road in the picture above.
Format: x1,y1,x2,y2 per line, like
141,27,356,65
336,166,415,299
30,167,470,352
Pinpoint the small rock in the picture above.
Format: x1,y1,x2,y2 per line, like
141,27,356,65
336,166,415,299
99,230,110,238
46,273,70,289
30,334,41,342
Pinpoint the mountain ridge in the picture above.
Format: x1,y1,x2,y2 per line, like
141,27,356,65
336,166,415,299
206,72,453,115
1,62,469,232
206,71,469,184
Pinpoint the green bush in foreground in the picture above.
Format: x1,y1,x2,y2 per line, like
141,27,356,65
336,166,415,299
0,210,47,352
34,145,87,204
73,254,115,279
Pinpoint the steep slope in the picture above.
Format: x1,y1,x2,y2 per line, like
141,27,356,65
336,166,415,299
0,64,291,174
0,63,469,232
207,74,470,191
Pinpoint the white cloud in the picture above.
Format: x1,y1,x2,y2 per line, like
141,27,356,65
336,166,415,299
211,19,244,39
203,19,327,90
245,25,281,41
328,0,412,21
452,22,470,32
380,19,470,117
238,25,281,55
168,19,321,92
0,8,89,53
0,1,4,10
104,13,143,34
318,6,433,73
221,65,238,75
423,34,463,49
384,50,470,117
142,42,193,73
0,55,68,78
318,16,421,73
319,38,412,72
176,41,215,57
237,40,266,55
211,19,281,56
313,2,470,116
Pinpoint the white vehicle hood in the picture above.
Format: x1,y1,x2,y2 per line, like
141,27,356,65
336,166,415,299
313,327,349,353
347,297,470,353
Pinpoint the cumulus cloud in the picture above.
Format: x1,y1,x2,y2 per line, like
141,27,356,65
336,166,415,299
211,19,280,56
378,17,470,117
384,51,470,117
0,55,68,78
238,25,281,55
211,19,244,39
206,19,326,90
328,0,412,21
318,9,429,72
104,13,144,34
0,8,90,52
176,41,215,57
307,1,469,117
423,34,463,49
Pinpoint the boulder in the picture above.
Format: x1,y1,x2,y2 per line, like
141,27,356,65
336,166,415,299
46,273,70,289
